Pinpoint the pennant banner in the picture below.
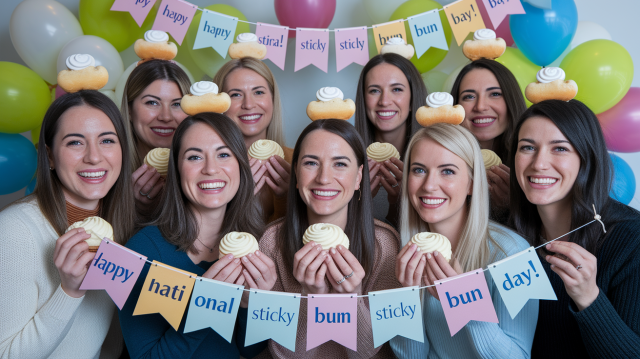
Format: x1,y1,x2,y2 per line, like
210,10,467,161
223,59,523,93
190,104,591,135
183,278,244,342
80,239,146,309
151,0,197,45
245,289,301,352
371,20,408,54
488,247,557,319
480,0,525,29
193,10,238,58
408,10,449,58
295,28,330,73
444,0,486,45
256,23,289,71
334,26,369,72
132,261,196,330
111,0,158,27
307,294,358,351
368,287,424,347
435,269,498,336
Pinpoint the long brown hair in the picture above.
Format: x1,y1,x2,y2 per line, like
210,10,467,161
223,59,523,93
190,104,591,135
34,90,136,244
150,113,264,253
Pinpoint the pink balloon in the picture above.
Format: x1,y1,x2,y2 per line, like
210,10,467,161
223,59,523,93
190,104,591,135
275,0,336,38
598,87,640,153
55,85,68,99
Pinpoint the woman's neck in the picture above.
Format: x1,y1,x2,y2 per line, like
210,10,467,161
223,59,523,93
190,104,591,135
537,198,573,242
244,130,268,150
307,207,349,231
478,139,494,151
62,188,100,211
428,205,468,253
375,125,406,156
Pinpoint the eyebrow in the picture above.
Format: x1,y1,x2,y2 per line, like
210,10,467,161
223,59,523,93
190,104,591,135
519,138,570,145
410,162,459,169
61,132,117,140
368,83,406,89
141,94,182,102
184,145,229,153
228,86,267,92
301,154,352,162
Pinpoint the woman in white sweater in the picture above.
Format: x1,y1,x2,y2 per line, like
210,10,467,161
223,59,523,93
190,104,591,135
0,90,136,359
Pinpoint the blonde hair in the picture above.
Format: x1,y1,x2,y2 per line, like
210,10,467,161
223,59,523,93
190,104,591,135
399,124,503,272
213,58,285,147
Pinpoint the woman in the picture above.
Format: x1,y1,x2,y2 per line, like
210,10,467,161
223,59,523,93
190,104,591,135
391,124,537,358
120,113,276,358
510,100,640,358
450,59,527,223
355,53,428,227
121,60,191,212
214,58,291,223
257,119,401,358
0,91,136,358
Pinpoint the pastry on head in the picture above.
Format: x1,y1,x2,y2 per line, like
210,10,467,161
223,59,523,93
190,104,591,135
367,142,400,162
144,148,170,176
416,92,465,127
481,149,502,169
248,139,284,160
462,29,506,61
219,232,260,259
57,54,109,93
66,216,114,252
410,232,452,261
380,37,414,60
303,223,350,250
229,33,267,60
180,82,231,115
525,67,578,104
134,30,178,63
306,87,356,121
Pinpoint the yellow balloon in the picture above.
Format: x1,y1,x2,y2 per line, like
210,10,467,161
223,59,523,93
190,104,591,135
495,47,539,107
0,62,51,134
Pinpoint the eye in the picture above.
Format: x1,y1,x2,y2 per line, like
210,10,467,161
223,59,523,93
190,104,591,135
368,88,380,95
519,145,535,152
187,155,201,161
255,90,265,95
442,168,455,175
66,140,82,146
411,167,425,174
490,91,502,97
101,138,117,144
145,100,159,106
303,160,318,167
392,87,404,93
172,102,182,107
461,94,475,101
218,152,232,158
229,92,241,98
554,146,569,152
335,161,348,168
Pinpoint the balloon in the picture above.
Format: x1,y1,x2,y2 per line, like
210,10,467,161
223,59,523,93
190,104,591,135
561,39,633,114
10,0,84,84
275,0,336,38
25,177,37,196
0,62,51,134
495,47,539,107
510,0,578,66
0,133,38,195
609,154,636,205
185,5,250,78
550,21,612,67
598,87,640,153
422,71,448,93
99,90,117,105
362,0,407,24
56,35,125,91
390,0,453,73
31,125,41,147
442,63,467,94
433,34,469,74
522,0,552,9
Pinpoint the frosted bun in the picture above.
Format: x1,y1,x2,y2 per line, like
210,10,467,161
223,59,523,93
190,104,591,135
380,37,414,59
525,67,578,103
302,223,350,250
134,30,178,61
367,142,400,162
181,81,231,115
144,148,170,176
481,149,502,169
462,29,506,61
306,87,355,121
410,232,452,261
248,139,284,160
57,54,108,93
229,33,267,59
415,92,465,127
218,232,260,259
66,216,114,252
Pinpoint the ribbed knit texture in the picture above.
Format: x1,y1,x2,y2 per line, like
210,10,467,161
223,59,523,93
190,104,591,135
66,200,100,226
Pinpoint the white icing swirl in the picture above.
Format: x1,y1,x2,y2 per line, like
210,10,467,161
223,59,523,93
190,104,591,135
236,33,258,43
316,87,344,102
426,92,454,108
248,139,284,160
536,67,565,83
65,54,95,71
386,37,405,45
66,216,114,247
144,148,170,176
410,232,452,261
219,232,260,259
481,149,502,169
144,30,169,43
473,29,496,41
190,81,219,96
302,223,350,250
367,142,400,162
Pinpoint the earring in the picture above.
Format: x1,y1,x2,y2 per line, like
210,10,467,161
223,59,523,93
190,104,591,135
49,167,53,171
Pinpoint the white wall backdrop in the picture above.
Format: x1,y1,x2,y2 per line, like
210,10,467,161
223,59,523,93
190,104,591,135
1,0,639,210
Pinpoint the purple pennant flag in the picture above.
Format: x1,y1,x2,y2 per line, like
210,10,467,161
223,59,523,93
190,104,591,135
480,0,526,29
256,23,289,71
435,269,499,336
151,0,197,45
111,0,158,27
295,28,330,73
307,294,358,351
334,26,369,72
80,239,147,309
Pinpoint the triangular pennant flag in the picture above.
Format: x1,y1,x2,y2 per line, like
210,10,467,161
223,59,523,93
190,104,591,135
444,0,487,45
371,20,408,54
151,0,197,45
307,294,358,351
256,23,289,71
480,0,525,29
245,289,301,352
408,10,449,58
334,26,369,72
368,287,424,347
111,0,158,27
192,10,238,58
295,28,330,72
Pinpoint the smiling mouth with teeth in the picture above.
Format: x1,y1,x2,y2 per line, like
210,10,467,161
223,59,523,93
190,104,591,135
377,111,397,117
151,128,174,134
472,118,495,124
529,177,558,184
421,198,445,205
199,182,225,190
312,190,339,197
78,171,106,178
239,114,261,121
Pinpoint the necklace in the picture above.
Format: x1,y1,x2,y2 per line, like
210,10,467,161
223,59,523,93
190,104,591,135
197,237,215,253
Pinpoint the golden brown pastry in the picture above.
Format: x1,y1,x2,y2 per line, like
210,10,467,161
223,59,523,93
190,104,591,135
380,37,415,59
144,148,170,176
410,232,452,261
57,54,109,93
134,30,178,62
462,29,507,61
367,142,400,162
416,92,465,127
218,232,260,259
228,33,267,60
248,139,284,160
180,82,231,115
306,87,356,121
66,216,114,252
525,67,578,104
481,149,502,169
302,223,350,250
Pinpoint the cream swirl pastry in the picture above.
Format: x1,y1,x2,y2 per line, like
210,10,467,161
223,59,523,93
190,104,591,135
525,67,578,104
144,30,170,43
144,148,170,176
219,232,260,259
474,29,496,41
237,33,258,43
386,37,405,45
462,28,506,61
381,37,414,59
66,54,96,71
481,149,502,169
317,87,344,101
410,232,452,261
190,81,219,96
302,223,350,250
66,216,114,252
426,92,454,108
367,142,400,162
248,139,284,160
536,67,565,83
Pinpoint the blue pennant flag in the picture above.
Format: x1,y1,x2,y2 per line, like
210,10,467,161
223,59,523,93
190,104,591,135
408,10,449,58
368,287,424,347
193,10,238,58
245,289,301,352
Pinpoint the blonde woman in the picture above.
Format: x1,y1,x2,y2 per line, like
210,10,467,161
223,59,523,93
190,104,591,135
390,124,537,358
214,58,291,223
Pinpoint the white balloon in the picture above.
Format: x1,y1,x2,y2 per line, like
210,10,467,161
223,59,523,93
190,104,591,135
10,0,84,84
363,0,408,24
57,35,124,91
550,21,612,67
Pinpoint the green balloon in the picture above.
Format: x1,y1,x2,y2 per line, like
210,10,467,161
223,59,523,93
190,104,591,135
422,70,448,93
79,0,158,52
390,0,452,73
495,47,539,107
185,5,250,78
561,39,634,114
0,62,51,134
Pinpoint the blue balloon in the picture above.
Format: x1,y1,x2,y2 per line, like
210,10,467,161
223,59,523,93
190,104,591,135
0,133,37,195
610,154,636,205
510,0,578,66
25,176,36,196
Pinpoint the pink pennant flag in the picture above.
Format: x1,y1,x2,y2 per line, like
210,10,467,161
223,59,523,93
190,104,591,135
476,0,515,46
151,0,197,45
295,28,330,73
307,294,357,351
111,0,158,27
435,269,499,336
480,0,525,29
256,23,289,71
334,26,369,72
79,239,147,309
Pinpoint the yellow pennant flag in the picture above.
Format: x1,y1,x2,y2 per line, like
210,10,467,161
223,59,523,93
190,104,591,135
444,0,486,46
133,261,197,330
372,20,408,53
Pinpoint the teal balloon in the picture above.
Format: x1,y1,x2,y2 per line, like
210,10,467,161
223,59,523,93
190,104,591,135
25,177,37,196
609,154,636,205
0,133,37,195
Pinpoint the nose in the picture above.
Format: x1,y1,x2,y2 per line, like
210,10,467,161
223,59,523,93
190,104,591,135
158,102,173,123
531,149,551,171
241,93,255,110
474,93,489,112
377,89,393,107
316,163,331,185
84,140,102,165
202,156,220,175
422,170,439,193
